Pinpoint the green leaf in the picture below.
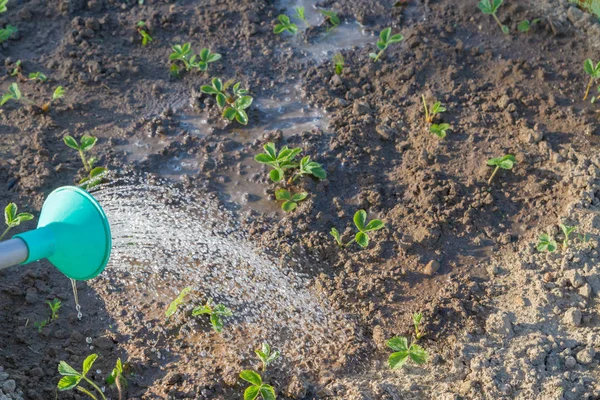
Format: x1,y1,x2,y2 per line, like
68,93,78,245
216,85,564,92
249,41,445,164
13,212,33,226
264,143,277,159
365,219,384,231
478,0,493,14
501,25,509,34
282,201,297,212
236,96,253,110
260,385,276,400
63,136,80,150
387,336,409,352
223,107,237,120
57,375,81,390
584,59,594,76
388,351,409,369
216,93,226,109
389,33,404,43
244,386,260,400
409,344,428,364
199,48,209,61
210,314,223,332
4,203,16,225
58,361,80,377
235,110,249,125
212,77,223,92
82,354,97,376
353,210,367,231
0,25,16,43
273,24,286,34
207,53,221,62
278,14,290,25
292,192,307,202
8,83,21,100
355,231,369,247
0,93,13,106
309,165,327,179
197,61,208,71
191,304,212,316
517,20,530,32
80,135,97,152
269,168,284,182
240,370,262,386
53,86,65,101
201,85,218,95
213,304,232,317
165,286,192,318
330,228,341,245
275,189,292,201
380,27,391,43
255,154,274,163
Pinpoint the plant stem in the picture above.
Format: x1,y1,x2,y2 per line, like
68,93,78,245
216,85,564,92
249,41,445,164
115,372,123,400
79,150,91,172
584,76,594,101
488,166,500,185
373,49,384,62
0,226,11,241
491,13,504,32
422,95,429,123
76,386,98,400
83,377,107,400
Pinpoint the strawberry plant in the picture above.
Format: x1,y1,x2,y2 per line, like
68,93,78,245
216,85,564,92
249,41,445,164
330,210,385,248
192,299,233,332
422,95,446,124
79,167,108,190
255,343,280,372
223,95,253,125
64,134,98,172
369,27,403,62
517,19,540,32
29,72,47,82
320,10,340,31
486,154,516,185
201,78,249,108
136,21,153,46
290,156,327,183
387,312,428,369
0,24,16,44
273,15,298,35
333,53,344,75
0,0,7,12
275,189,307,212
165,286,192,320
294,6,309,27
430,123,451,139
35,299,62,332
537,233,557,252
2,203,33,241
57,354,106,400
0,83,23,106
240,370,276,400
560,224,576,248
169,43,221,75
583,59,600,101
41,86,65,112
478,0,509,34
254,143,302,182
106,358,127,400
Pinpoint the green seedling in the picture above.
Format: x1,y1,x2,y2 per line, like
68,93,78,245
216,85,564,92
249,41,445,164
275,189,307,212
79,167,108,190
169,43,221,74
0,82,23,106
330,210,385,248
413,312,425,340
223,95,253,125
517,19,541,32
478,0,509,34
255,342,280,372
41,86,65,112
2,203,33,241
136,21,153,46
320,10,340,31
369,27,403,62
583,59,600,101
254,142,302,182
333,53,344,75
294,6,309,27
387,336,427,369
289,156,327,183
64,134,98,172
559,224,576,248
239,370,276,400
57,354,107,400
0,24,16,43
273,15,298,35
35,299,62,332
10,60,22,78
192,299,233,333
106,358,127,400
486,154,516,185
0,0,7,13
165,286,192,320
537,233,557,252
430,123,451,139
201,78,249,108
29,72,47,82
422,95,446,124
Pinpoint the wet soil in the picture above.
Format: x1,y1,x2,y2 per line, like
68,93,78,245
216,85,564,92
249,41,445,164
1,0,600,399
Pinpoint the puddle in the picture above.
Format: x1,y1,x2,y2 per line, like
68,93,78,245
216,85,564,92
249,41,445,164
113,136,169,163
278,0,373,61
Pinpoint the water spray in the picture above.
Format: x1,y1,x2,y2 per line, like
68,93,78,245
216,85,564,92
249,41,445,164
0,186,111,280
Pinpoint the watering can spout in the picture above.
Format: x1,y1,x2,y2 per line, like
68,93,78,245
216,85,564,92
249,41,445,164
0,187,111,280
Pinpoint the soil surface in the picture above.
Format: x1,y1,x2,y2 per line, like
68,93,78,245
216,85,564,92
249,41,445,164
1,0,600,399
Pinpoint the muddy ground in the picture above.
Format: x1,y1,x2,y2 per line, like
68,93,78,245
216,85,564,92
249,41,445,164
1,0,600,399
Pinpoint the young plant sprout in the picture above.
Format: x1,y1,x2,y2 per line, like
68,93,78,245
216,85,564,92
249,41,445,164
254,142,302,183
413,312,426,340
387,331,427,369
239,370,276,400
255,342,280,372
559,224,576,248
223,95,253,125
537,233,557,252
41,86,65,112
583,59,600,101
57,354,107,400
273,15,298,35
136,21,153,46
478,0,509,34
169,43,221,74
517,19,541,32
2,203,33,241
192,299,233,333
422,95,446,124
294,6,309,27
333,53,344,75
320,10,340,31
0,24,16,43
35,299,62,332
0,82,23,106
29,72,47,82
106,358,127,400
201,78,249,108
79,167,108,191
330,210,385,248
486,154,516,185
0,0,7,12
369,27,403,62
289,156,327,183
165,286,192,320
64,134,98,172
430,123,451,139
275,189,307,212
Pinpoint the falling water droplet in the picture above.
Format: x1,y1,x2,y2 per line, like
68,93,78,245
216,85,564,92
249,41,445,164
86,337,92,344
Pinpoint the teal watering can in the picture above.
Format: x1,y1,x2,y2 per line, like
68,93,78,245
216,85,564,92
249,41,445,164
0,186,111,280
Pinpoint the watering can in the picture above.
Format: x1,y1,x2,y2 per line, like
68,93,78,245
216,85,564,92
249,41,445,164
0,186,111,280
